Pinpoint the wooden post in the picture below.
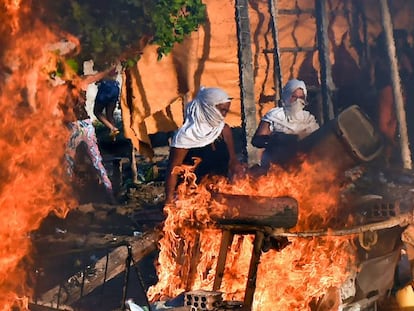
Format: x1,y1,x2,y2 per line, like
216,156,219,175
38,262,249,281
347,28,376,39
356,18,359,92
378,0,412,169
268,0,283,102
243,231,265,311
185,232,202,291
235,0,258,165
315,0,335,123
213,230,234,291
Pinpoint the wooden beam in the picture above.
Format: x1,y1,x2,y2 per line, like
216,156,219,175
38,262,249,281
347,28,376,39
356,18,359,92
378,0,412,169
242,231,265,311
213,230,234,291
263,47,317,53
235,0,258,165
211,194,298,228
315,0,335,123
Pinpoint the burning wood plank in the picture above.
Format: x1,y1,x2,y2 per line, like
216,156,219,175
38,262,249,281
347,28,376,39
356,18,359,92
210,193,298,228
35,228,161,307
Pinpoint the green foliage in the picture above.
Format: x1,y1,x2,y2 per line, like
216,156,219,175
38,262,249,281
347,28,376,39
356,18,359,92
151,0,206,59
33,0,206,68
66,58,79,73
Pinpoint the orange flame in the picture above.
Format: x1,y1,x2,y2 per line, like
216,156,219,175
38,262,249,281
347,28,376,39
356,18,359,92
4,0,22,34
0,4,78,309
148,158,357,310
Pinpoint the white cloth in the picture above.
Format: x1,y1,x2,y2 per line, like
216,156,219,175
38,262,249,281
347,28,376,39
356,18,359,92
171,87,231,148
284,98,307,121
261,79,317,167
262,107,319,139
261,107,319,167
125,299,144,311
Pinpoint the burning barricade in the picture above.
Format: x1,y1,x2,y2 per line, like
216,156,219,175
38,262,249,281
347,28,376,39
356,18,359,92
148,105,414,311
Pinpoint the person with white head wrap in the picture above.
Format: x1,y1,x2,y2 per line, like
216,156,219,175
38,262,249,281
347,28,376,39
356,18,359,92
252,79,319,168
171,87,230,148
165,87,244,203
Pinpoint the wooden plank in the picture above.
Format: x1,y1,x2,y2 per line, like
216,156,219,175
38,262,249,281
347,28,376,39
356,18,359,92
315,0,335,123
211,194,298,228
278,8,352,15
213,230,234,291
35,229,161,307
243,231,264,311
28,303,73,311
263,46,317,53
185,232,201,291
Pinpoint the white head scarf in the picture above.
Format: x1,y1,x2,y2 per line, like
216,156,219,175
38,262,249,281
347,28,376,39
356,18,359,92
280,79,308,120
280,79,307,105
171,87,231,148
261,78,318,135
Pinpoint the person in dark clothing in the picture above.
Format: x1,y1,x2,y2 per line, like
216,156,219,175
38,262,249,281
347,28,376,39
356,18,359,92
165,87,244,204
183,136,230,178
251,79,319,169
93,78,121,139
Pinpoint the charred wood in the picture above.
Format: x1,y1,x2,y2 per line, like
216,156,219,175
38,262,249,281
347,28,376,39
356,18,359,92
35,229,161,307
210,193,298,228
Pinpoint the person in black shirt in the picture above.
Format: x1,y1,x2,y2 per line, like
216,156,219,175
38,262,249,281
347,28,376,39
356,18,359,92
165,87,244,204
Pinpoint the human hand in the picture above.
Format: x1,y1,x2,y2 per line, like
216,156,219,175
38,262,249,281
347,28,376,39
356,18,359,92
229,160,247,180
109,127,120,141
296,130,310,140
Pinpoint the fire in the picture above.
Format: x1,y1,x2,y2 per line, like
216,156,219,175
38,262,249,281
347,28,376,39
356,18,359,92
0,3,77,309
4,0,22,34
148,158,357,310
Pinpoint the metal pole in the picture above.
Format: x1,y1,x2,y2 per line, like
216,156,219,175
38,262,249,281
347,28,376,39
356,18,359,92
378,0,412,169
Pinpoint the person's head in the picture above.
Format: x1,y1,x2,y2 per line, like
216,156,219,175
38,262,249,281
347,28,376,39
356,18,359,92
216,102,231,117
281,79,308,119
185,86,232,125
171,87,232,148
281,79,307,105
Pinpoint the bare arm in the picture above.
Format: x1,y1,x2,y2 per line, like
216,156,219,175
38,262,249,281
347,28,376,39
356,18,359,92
165,147,189,204
93,102,118,132
80,66,117,90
